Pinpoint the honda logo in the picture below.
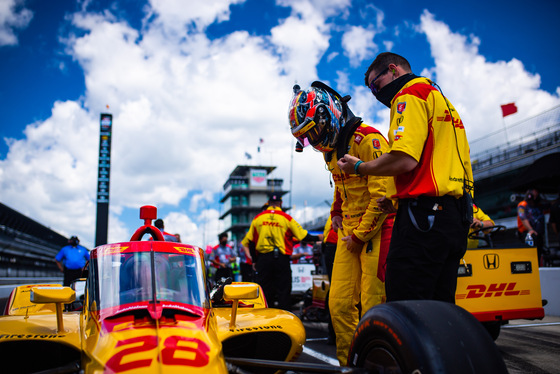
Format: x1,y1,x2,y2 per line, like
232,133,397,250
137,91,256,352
483,254,499,269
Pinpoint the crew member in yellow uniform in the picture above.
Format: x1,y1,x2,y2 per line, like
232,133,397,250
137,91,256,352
242,194,322,310
468,204,494,248
338,52,473,304
289,82,394,365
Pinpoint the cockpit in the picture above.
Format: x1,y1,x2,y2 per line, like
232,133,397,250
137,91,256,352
87,243,209,317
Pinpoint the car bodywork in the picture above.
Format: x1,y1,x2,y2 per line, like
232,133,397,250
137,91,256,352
0,206,305,373
456,242,544,338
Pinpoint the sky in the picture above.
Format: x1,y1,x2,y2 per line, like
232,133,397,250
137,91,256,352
1,0,559,249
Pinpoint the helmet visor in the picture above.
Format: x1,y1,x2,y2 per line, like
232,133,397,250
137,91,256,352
306,120,327,147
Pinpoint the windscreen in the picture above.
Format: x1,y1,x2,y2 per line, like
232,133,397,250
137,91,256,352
90,247,208,314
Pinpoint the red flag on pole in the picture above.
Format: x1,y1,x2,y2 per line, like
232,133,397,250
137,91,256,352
501,103,517,117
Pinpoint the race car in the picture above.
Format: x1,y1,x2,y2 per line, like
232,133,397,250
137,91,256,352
0,206,305,373
0,206,508,373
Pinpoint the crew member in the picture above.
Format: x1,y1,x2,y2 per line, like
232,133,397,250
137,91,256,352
55,236,90,286
468,204,494,248
291,240,313,264
211,232,237,282
289,82,394,365
154,218,180,242
517,188,546,265
242,194,322,310
337,52,473,304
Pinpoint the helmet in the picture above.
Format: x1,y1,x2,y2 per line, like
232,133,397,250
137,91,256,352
288,85,344,153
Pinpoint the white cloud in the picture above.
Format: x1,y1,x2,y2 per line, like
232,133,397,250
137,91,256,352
189,191,215,213
0,101,98,241
160,210,202,246
341,26,377,67
270,10,330,82
0,0,33,46
147,0,245,33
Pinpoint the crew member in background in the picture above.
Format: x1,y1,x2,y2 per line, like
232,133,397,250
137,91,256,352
154,218,180,242
467,204,495,248
289,82,394,365
212,232,237,282
291,240,314,264
517,188,546,265
337,52,473,306
55,236,89,286
242,194,322,310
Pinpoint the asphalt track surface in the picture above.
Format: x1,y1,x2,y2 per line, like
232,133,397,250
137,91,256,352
296,314,560,374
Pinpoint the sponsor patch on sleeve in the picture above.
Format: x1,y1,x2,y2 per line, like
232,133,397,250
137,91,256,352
372,139,380,149
397,102,406,114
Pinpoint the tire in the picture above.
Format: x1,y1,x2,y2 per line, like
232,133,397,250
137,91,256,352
482,321,502,341
348,300,508,374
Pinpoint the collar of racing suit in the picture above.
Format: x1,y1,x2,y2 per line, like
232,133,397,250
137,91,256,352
325,116,363,163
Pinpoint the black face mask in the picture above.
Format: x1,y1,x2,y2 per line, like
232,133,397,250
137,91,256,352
375,73,418,108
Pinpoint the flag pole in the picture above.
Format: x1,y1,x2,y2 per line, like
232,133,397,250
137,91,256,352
501,116,510,146
500,103,517,147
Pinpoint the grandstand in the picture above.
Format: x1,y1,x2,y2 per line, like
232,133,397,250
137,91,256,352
0,202,67,283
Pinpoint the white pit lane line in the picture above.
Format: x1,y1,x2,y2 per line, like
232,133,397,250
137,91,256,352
503,321,560,328
302,346,340,367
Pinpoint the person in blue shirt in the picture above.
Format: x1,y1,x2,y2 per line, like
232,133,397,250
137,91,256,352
55,236,90,286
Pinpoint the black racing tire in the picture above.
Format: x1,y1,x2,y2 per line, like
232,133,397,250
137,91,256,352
482,321,502,341
348,300,508,374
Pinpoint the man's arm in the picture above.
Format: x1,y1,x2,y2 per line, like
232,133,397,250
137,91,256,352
302,233,323,242
247,240,258,263
521,218,538,236
55,260,64,272
337,151,418,176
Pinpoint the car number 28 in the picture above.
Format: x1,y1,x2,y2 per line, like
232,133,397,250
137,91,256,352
106,335,210,372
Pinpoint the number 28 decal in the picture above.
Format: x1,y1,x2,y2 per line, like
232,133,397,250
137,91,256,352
106,335,210,372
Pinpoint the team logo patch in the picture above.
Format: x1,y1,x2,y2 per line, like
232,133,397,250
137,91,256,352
397,102,406,114
372,139,380,149
354,134,364,145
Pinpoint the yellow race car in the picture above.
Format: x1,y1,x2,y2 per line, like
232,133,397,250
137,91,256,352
0,205,305,373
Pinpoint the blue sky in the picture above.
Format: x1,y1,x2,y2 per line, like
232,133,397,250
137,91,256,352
1,0,559,248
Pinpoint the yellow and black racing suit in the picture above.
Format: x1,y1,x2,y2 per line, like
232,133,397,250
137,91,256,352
326,123,394,365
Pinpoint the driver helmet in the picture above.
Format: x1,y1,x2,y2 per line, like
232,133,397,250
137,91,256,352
288,86,344,153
